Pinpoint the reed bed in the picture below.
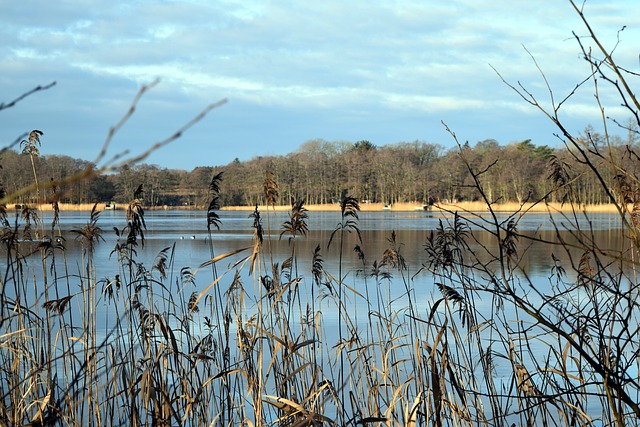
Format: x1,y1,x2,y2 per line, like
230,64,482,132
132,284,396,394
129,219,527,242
13,202,115,212
436,201,626,214
223,201,624,214
2,171,639,426
16,201,622,214
4,4,638,422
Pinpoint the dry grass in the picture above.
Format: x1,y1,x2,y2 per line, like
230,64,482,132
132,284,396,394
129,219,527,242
2,195,638,426
223,201,624,214
39,202,114,211
435,200,623,213
3,15,640,421
9,201,622,214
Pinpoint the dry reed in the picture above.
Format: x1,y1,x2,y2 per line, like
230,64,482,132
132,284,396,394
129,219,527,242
3,6,640,423
222,201,625,214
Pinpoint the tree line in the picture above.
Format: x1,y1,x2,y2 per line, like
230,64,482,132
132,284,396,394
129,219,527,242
1,123,638,208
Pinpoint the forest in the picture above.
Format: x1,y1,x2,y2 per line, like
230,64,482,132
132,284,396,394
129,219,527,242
1,123,638,208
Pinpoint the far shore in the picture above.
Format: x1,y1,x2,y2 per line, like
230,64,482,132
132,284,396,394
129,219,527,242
221,201,624,214
8,201,625,214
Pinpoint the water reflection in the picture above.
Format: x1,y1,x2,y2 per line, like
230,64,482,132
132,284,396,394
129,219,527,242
9,208,633,286
5,209,634,326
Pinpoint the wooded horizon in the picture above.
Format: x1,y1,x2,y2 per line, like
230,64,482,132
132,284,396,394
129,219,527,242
2,124,637,208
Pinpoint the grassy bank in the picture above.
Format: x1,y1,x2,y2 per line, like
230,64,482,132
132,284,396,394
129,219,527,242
222,200,624,213
8,202,199,212
10,200,624,213
8,202,113,212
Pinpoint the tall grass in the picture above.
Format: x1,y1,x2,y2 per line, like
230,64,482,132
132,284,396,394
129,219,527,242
221,201,630,214
3,2,640,423
2,161,640,426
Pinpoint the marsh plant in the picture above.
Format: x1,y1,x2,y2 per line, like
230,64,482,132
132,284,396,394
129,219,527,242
2,163,640,427
3,2,640,426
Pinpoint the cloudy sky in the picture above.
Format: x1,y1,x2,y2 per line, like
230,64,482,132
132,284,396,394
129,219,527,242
1,1,639,171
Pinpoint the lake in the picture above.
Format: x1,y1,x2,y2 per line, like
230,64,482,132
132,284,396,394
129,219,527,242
2,207,636,425
5,208,632,329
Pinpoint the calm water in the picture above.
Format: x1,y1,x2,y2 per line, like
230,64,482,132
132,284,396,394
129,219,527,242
4,208,632,325
42,208,630,277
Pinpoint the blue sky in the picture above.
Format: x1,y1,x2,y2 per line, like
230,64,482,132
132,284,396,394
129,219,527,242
1,1,639,171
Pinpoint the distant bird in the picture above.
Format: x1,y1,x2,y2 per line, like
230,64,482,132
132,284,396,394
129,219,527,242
190,235,196,240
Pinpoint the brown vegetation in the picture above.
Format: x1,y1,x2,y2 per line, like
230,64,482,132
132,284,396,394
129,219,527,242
2,1,640,426
223,201,627,214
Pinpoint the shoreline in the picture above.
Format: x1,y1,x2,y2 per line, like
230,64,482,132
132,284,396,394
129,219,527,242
220,201,623,214
7,201,624,214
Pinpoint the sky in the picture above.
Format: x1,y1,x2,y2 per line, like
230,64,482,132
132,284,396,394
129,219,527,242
1,1,639,171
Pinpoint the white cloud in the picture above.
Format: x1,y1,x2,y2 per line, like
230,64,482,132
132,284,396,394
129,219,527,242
1,0,639,169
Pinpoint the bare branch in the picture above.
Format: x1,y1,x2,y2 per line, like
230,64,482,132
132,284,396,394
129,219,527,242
1,82,56,155
0,81,56,112
523,45,557,113
0,83,228,206
92,79,160,166
570,0,640,112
